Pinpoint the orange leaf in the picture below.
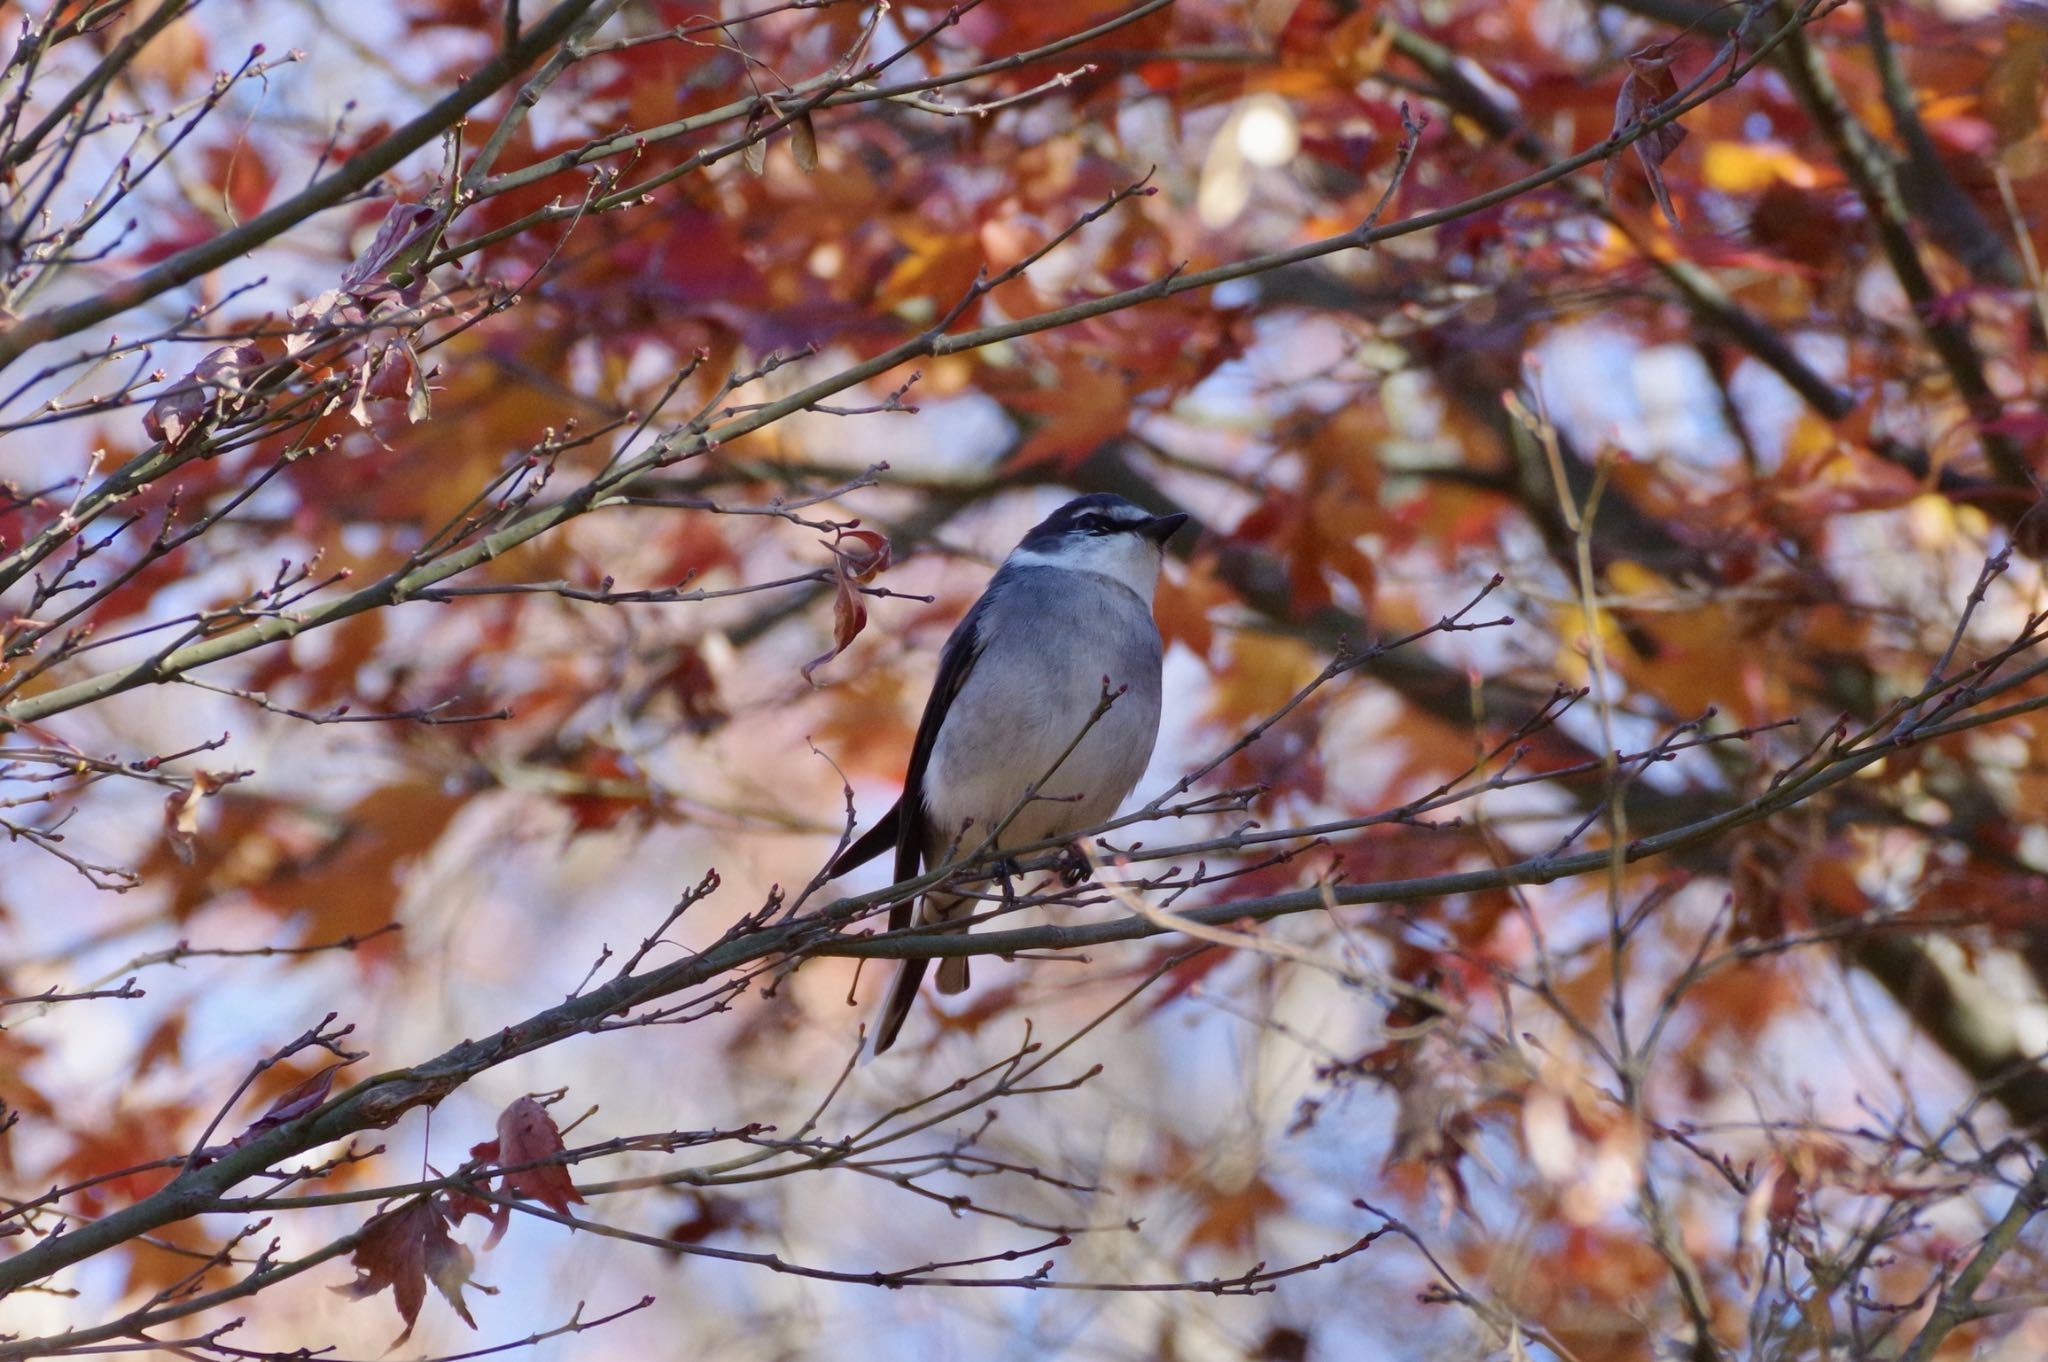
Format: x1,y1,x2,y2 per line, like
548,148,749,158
1153,553,1238,662
1185,1173,1287,1252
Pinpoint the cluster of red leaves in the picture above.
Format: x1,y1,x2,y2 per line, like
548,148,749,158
337,1096,581,1341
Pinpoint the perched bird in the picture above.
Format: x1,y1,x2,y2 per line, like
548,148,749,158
830,493,1188,1052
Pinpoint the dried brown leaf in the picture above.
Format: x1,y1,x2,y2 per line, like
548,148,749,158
791,111,819,173
743,107,768,175
461,1096,583,1249
492,1095,582,1216
1604,38,1688,228
207,1060,346,1159
341,201,439,297
161,771,228,864
801,529,894,684
142,384,206,450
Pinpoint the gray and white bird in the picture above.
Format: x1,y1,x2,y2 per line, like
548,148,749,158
830,493,1188,1053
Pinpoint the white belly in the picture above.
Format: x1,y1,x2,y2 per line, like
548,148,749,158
921,571,1163,860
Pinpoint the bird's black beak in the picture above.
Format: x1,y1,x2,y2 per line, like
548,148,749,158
1140,511,1190,545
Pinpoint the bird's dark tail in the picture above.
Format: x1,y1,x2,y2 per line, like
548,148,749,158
872,957,929,1054
828,800,901,879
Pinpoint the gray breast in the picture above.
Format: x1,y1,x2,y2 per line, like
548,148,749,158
922,567,1163,855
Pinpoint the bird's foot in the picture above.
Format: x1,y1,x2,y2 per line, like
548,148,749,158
1057,842,1094,887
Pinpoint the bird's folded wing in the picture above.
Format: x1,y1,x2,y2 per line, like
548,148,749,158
826,580,1002,909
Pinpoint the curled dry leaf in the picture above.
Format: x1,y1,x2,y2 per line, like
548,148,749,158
350,339,434,428
340,200,439,299
283,288,362,358
194,1059,349,1163
334,1196,493,1344
834,528,891,581
162,770,230,864
801,528,894,686
142,343,267,450
791,111,819,173
743,106,768,175
141,384,206,450
192,342,266,394
1604,38,1688,228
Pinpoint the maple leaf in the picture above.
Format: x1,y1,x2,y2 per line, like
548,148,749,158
490,1095,584,1215
460,1095,584,1249
334,1196,492,1344
1184,1173,1287,1253
1604,38,1688,228
665,1189,745,1245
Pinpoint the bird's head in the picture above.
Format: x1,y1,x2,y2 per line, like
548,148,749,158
1004,493,1189,595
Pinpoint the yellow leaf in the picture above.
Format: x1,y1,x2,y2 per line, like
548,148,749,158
1702,141,1819,193
1552,601,1629,690
1210,633,1321,726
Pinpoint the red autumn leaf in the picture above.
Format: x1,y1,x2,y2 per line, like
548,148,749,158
647,642,728,735
283,287,363,357
1184,1173,1288,1252
333,1196,491,1343
441,1182,502,1242
203,142,274,222
1604,38,1688,228
143,343,268,449
802,528,894,685
492,1095,582,1215
460,1096,583,1249
191,342,266,395
834,528,891,582
665,1189,744,1245
421,1219,485,1331
804,581,868,687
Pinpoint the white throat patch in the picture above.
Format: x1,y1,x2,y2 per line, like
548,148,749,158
1005,534,1164,597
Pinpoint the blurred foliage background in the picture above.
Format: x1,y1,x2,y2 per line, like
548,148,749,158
6,0,2048,1358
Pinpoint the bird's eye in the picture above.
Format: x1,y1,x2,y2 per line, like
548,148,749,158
1074,514,1109,534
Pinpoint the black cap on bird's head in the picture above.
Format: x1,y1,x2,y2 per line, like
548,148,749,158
1016,493,1190,554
